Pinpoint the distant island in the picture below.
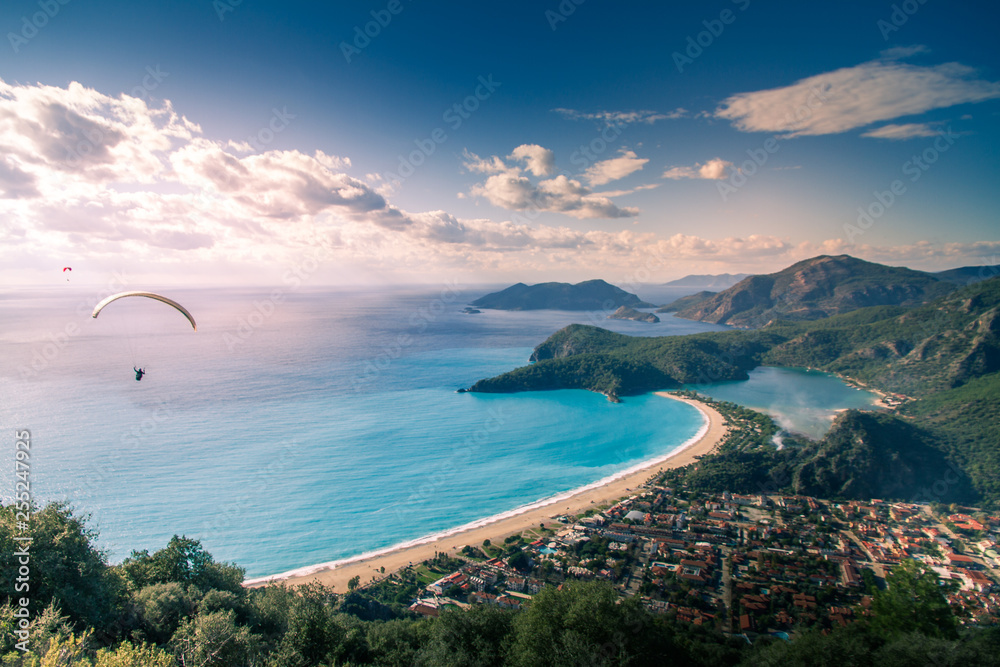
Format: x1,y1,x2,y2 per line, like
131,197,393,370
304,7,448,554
663,273,749,290
607,306,659,323
470,279,655,311
462,307,481,314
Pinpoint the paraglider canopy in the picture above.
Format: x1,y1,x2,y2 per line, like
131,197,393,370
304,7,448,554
91,291,197,331
62,267,72,272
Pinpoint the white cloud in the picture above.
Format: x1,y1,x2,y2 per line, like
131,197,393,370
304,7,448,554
860,122,940,139
715,58,1000,137
552,108,685,125
4,78,995,285
461,149,507,174
169,140,386,221
583,150,648,186
597,183,661,197
469,169,639,219
880,45,930,60
509,144,556,177
663,158,733,180
464,145,640,219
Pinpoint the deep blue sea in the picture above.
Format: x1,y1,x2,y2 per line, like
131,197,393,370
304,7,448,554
0,285,873,578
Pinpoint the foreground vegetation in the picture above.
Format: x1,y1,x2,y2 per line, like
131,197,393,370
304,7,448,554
2,504,1000,666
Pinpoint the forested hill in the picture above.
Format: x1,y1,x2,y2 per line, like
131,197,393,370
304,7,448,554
470,279,654,310
468,276,1000,506
660,254,957,328
476,274,1000,399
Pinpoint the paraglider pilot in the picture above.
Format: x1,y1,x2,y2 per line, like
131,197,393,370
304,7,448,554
134,366,145,381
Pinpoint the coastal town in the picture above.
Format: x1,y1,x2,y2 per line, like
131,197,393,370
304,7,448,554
393,486,1000,639
329,393,1000,641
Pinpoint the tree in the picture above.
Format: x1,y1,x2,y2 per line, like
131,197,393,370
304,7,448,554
417,605,514,666
871,559,958,640
508,551,531,572
508,581,670,666
94,641,177,667
171,609,258,667
118,536,244,596
365,618,423,667
266,583,343,667
347,575,360,592
133,582,199,643
0,503,123,632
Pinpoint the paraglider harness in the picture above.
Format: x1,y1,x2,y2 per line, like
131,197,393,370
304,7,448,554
134,367,145,381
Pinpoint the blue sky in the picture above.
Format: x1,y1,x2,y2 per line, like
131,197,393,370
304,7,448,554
1,0,998,285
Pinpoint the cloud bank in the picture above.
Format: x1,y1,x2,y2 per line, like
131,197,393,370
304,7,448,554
1,78,994,284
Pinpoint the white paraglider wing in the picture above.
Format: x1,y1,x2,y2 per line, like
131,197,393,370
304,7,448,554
91,291,197,331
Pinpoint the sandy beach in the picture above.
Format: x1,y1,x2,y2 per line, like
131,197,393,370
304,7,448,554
245,392,728,591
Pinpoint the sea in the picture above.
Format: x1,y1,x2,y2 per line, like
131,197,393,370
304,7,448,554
0,285,875,578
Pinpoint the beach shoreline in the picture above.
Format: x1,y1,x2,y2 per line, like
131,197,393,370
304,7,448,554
245,391,728,590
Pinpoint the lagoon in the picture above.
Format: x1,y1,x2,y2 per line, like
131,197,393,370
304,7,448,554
687,366,880,439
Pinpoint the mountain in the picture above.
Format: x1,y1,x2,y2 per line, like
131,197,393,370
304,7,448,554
480,274,1000,402
466,275,1000,506
662,255,956,328
656,290,716,313
663,273,749,289
607,306,659,323
470,279,655,311
933,265,1000,285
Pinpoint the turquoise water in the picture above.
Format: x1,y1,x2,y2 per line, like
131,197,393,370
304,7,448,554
687,366,879,439
0,288,877,577
1,287,711,578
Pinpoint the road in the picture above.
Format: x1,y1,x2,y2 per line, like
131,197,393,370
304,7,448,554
842,530,885,578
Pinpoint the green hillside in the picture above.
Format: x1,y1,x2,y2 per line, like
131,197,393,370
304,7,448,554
469,276,1000,506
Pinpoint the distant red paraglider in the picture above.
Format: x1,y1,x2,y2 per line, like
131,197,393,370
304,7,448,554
63,266,72,281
